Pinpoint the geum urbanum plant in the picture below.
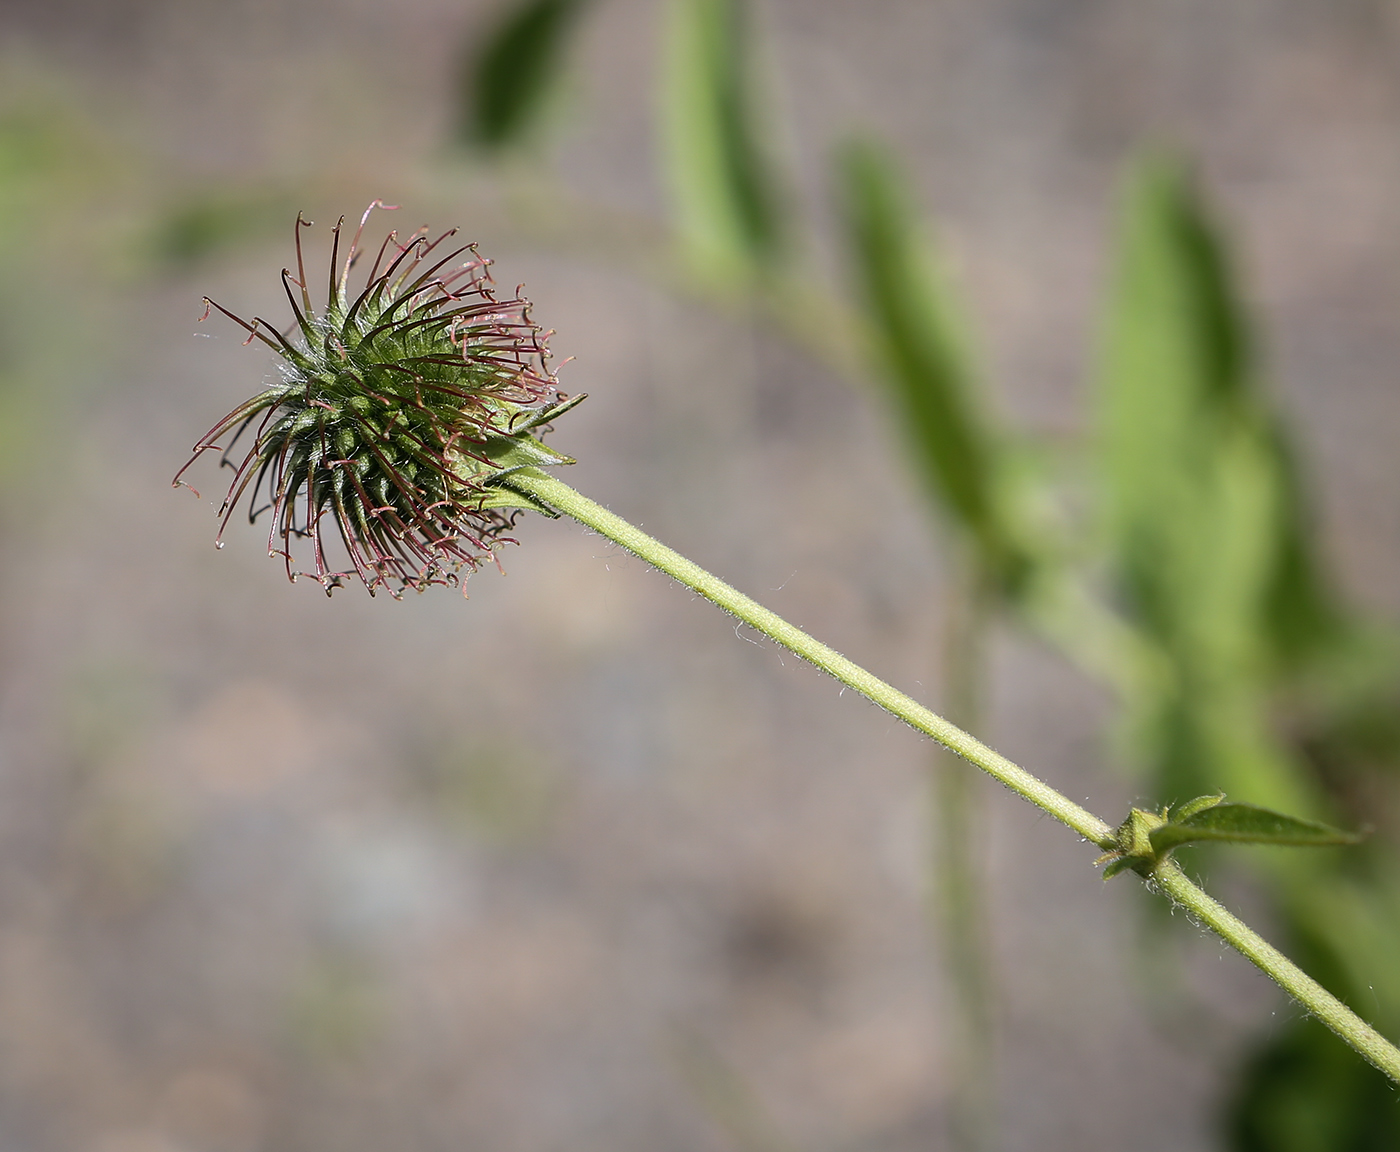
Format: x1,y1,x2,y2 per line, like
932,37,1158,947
173,201,582,596
177,204,1400,1085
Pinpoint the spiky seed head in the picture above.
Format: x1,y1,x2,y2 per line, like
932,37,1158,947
175,202,581,597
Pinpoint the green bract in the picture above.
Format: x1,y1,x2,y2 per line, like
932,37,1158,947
175,203,581,597
1100,794,1363,879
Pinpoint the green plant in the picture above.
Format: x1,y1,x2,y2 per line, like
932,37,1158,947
176,206,1400,1093
449,6,1400,1142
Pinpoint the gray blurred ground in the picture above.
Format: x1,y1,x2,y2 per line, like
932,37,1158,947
0,1,1398,1150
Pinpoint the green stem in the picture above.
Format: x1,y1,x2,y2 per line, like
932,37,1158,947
501,467,1400,1084
507,467,1113,847
1153,860,1400,1082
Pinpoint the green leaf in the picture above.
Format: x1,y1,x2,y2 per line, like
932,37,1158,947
836,138,1027,595
1099,154,1346,673
1172,792,1225,821
1148,802,1363,854
1096,153,1352,813
457,0,590,152
1100,156,1254,651
480,432,574,475
1101,855,1143,881
478,435,576,514
661,0,785,275
1257,421,1348,669
514,391,588,433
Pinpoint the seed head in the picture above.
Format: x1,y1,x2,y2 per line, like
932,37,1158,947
175,202,581,597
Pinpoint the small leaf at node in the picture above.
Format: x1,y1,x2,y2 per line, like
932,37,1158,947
1148,803,1364,855
1172,792,1226,821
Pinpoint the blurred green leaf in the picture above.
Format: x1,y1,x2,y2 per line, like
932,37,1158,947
144,186,296,267
1100,156,1258,656
837,137,1028,595
1099,154,1344,682
1259,422,1346,668
1096,154,1353,815
1301,678,1400,782
661,0,785,275
1229,1019,1400,1152
1149,802,1363,854
457,0,590,152
0,98,101,226
0,89,121,494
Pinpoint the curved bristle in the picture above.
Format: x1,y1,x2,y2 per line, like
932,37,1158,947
175,204,572,596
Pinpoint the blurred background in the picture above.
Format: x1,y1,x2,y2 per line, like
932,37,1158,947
0,1,1399,1150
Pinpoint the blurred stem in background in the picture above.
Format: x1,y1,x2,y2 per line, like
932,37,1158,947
935,559,995,1152
837,137,1023,1151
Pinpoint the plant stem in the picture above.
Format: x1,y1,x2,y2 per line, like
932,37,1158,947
506,467,1114,847
937,562,994,1152
1152,860,1400,1083
501,467,1400,1084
